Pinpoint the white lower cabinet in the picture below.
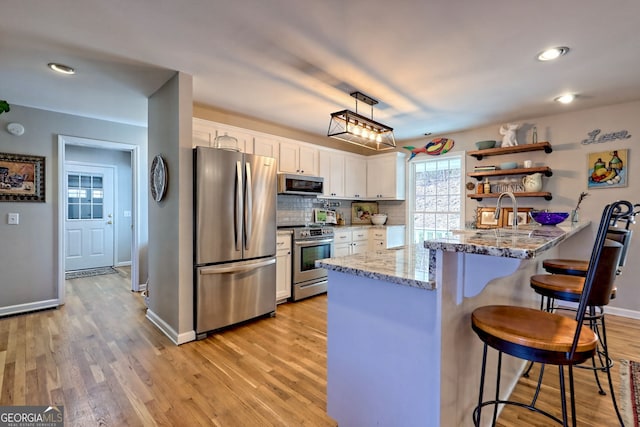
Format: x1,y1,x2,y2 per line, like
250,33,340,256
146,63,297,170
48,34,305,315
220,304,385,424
370,225,406,249
333,229,352,257
276,233,292,303
351,228,369,254
333,228,370,256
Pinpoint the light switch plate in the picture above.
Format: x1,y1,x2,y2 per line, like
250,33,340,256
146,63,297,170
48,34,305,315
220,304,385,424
8,213,19,225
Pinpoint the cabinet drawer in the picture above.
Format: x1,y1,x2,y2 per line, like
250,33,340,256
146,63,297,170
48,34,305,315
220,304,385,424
371,239,385,248
352,230,369,241
334,230,352,242
277,234,291,249
371,230,385,239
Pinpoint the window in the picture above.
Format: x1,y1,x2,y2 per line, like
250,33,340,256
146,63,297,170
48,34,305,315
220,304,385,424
409,155,463,243
67,173,104,220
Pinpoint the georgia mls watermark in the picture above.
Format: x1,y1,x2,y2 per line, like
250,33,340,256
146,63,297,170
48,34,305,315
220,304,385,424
0,406,63,427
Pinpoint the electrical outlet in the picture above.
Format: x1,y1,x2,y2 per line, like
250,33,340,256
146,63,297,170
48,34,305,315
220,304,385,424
8,213,19,225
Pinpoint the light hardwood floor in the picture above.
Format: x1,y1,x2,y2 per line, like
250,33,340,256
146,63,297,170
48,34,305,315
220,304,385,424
1,271,638,426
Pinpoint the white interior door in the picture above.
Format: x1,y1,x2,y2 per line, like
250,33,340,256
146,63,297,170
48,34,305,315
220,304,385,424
64,164,115,271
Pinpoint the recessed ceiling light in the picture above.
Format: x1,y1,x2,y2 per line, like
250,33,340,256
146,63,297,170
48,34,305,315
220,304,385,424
555,94,575,104
48,62,75,75
537,46,570,61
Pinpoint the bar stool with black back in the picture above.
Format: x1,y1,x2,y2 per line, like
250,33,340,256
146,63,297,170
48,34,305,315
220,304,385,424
541,203,638,277
471,200,630,427
526,201,638,426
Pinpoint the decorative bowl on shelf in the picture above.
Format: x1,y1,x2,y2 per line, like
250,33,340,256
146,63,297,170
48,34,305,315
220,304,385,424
499,161,518,170
475,140,496,150
370,214,388,225
529,211,569,225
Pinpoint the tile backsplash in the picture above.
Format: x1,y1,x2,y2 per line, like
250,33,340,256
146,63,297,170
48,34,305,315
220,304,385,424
277,195,316,226
277,195,406,227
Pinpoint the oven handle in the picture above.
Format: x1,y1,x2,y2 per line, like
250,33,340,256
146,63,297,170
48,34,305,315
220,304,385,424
294,238,334,247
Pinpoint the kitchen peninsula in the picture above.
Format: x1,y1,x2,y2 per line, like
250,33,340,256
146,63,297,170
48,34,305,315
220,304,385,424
317,222,590,427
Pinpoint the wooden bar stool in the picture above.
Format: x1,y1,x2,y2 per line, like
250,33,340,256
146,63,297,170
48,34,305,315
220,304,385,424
471,201,630,427
542,203,638,277
542,227,632,277
526,203,637,426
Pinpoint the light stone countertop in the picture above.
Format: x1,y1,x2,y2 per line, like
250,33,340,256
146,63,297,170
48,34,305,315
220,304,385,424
317,221,590,291
423,221,590,259
317,244,436,290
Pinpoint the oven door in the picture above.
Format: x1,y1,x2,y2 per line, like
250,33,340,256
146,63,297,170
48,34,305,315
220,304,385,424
293,238,333,284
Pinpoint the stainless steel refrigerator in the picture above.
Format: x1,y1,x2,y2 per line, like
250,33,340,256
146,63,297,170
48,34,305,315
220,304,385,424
194,146,277,339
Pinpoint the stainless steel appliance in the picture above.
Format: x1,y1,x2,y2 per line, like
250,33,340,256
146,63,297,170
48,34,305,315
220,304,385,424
288,225,334,301
277,173,324,196
194,146,277,339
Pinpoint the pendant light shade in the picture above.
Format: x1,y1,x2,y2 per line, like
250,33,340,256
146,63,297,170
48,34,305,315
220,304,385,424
327,92,396,150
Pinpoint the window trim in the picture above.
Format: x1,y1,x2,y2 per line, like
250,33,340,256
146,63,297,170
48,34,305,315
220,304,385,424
406,152,466,244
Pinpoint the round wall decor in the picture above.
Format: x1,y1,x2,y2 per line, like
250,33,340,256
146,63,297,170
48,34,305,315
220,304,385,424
150,154,167,202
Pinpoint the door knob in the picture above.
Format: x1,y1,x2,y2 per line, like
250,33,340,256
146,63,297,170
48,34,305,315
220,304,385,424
108,214,113,218
107,220,113,224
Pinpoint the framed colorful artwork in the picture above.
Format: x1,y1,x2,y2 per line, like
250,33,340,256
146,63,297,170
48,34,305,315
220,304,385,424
587,149,627,189
501,207,533,227
476,207,500,229
351,201,379,224
0,152,45,202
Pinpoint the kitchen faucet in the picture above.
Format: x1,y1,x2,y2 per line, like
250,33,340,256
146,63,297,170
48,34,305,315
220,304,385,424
494,192,518,231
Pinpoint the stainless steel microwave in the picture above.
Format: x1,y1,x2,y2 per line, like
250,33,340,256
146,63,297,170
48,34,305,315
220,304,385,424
277,173,324,196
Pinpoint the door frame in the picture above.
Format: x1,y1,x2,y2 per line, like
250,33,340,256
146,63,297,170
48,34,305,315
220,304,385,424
64,161,117,271
57,135,141,303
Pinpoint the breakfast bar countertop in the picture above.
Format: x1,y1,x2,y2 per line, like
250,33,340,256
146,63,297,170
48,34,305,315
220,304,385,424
423,221,590,259
317,221,590,292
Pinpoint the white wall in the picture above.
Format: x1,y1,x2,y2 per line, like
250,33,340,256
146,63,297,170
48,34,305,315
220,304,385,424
404,100,640,314
0,105,147,315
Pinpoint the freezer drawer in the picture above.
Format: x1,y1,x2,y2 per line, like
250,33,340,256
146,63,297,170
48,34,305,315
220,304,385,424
195,257,276,337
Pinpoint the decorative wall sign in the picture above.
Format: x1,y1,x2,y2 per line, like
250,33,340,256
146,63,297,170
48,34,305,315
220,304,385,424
0,152,45,202
403,137,455,160
581,129,631,145
150,154,168,202
588,149,627,189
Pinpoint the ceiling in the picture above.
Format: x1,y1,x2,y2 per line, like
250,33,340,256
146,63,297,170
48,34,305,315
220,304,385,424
2,0,640,142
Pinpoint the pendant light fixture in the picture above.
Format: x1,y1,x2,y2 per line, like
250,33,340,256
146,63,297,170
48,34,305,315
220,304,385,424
327,91,396,150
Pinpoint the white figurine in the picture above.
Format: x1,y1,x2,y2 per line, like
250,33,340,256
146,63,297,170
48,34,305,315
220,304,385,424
499,123,521,147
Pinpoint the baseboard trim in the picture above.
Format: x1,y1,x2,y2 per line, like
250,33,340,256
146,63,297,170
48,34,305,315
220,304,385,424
145,309,195,345
115,261,132,267
0,299,59,318
605,306,640,320
556,302,640,320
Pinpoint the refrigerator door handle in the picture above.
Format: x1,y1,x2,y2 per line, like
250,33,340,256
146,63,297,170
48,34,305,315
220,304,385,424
198,258,276,275
245,161,253,250
235,160,243,251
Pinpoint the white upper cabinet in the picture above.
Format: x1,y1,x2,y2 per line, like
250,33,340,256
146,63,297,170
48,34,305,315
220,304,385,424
366,152,406,200
253,135,279,158
298,145,319,175
319,150,346,197
344,155,367,199
192,118,252,153
279,141,318,175
193,119,214,147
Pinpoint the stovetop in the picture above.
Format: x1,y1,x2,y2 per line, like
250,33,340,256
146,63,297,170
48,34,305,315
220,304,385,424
278,224,334,240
